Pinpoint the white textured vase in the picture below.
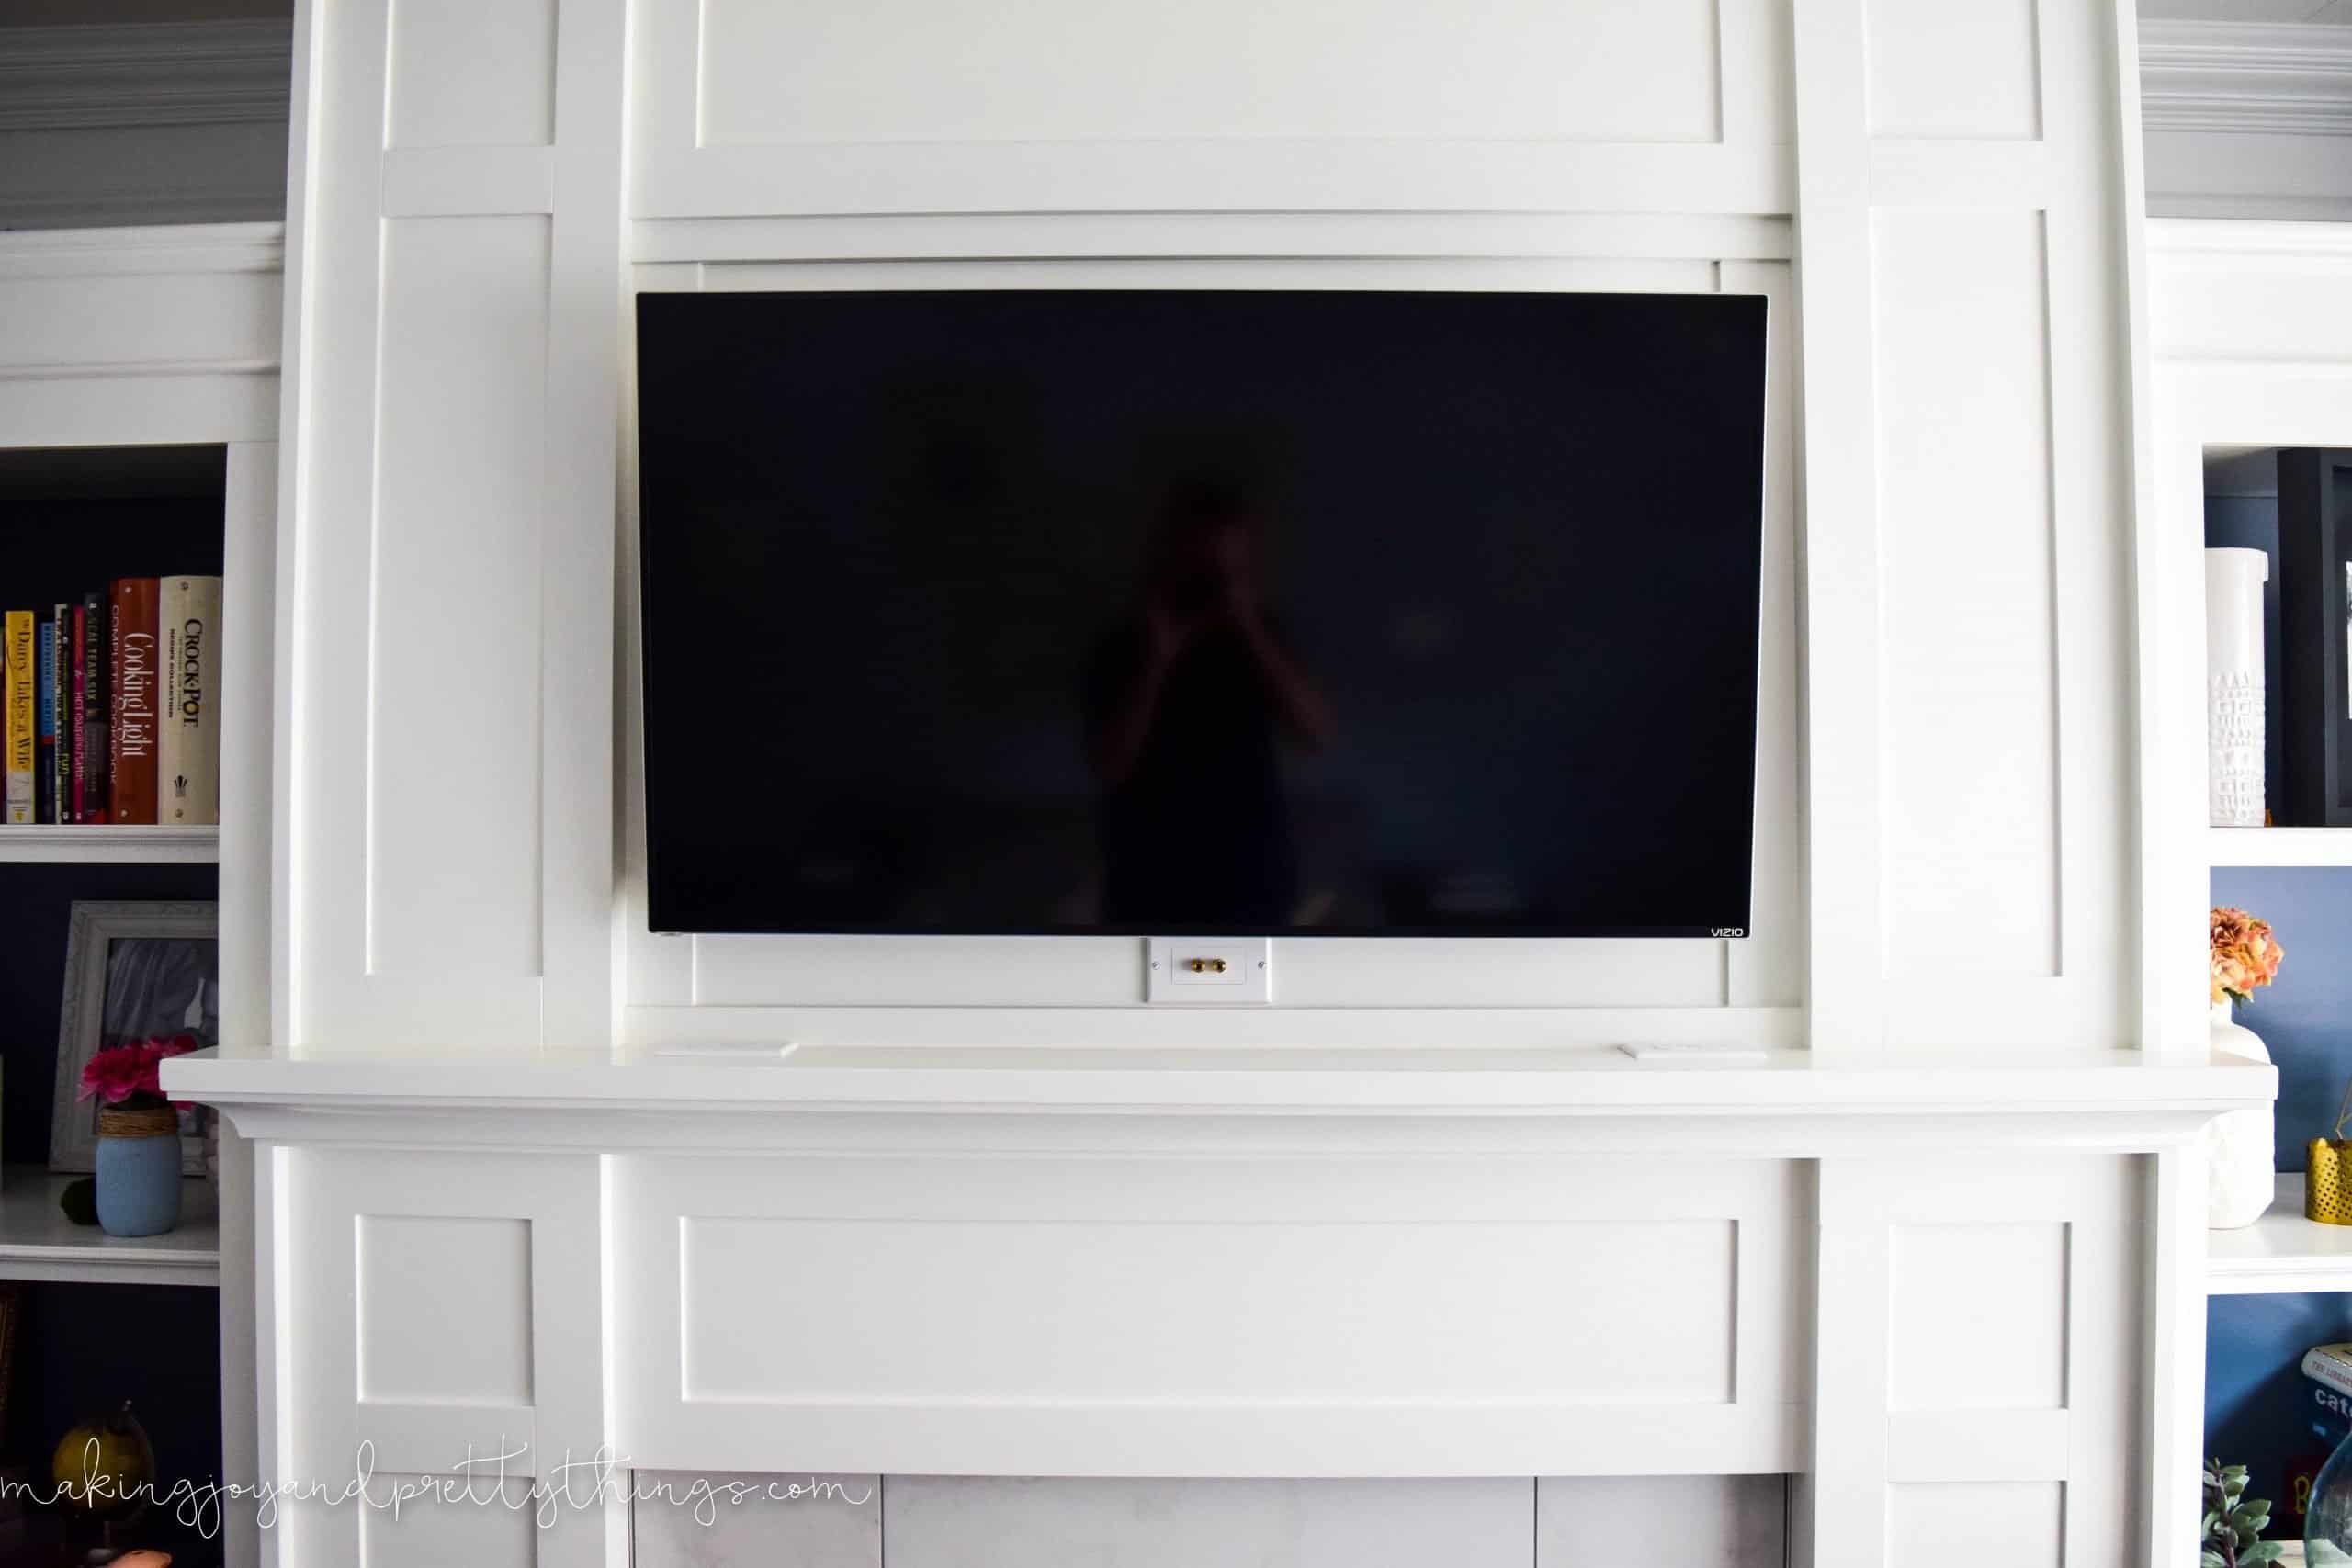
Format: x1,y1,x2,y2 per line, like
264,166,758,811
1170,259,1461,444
2207,547,2269,827
2208,999,2276,1229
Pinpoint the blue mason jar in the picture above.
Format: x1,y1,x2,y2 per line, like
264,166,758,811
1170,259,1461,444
94,1108,182,1237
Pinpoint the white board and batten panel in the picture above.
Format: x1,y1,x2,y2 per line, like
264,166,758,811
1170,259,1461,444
1797,0,2136,1054
284,0,621,1050
282,0,2151,1054
384,0,555,150
615,251,1803,1041
1865,0,2045,141
612,1154,1802,1477
1872,209,2063,986
276,1146,611,1568
1808,1152,2143,1568
629,0,1792,217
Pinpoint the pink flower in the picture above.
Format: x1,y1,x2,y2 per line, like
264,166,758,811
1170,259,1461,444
77,1034,200,1107
78,1047,150,1104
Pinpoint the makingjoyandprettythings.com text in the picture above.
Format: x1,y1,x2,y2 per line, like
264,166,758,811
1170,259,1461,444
37,1438,869,1538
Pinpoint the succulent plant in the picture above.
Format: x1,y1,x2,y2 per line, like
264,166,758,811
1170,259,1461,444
2203,1459,2280,1568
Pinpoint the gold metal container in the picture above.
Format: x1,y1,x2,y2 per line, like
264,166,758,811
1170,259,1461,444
2309,1139,2352,1224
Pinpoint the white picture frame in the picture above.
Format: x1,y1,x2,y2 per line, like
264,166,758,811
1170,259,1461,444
49,899,218,1175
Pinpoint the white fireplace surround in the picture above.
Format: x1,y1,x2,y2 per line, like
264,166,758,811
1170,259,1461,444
168,1044,2272,1566
0,0,2312,1562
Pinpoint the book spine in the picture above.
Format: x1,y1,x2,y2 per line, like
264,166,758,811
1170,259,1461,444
77,592,107,825
108,579,160,825
2302,1346,2352,1398
66,604,84,823
2,612,28,824
159,576,221,827
51,604,72,824
2312,1379,2352,1444
33,621,55,825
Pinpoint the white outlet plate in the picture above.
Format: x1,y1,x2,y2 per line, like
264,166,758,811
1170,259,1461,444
1145,937,1272,1005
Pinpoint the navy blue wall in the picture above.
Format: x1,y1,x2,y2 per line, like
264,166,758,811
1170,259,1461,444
2209,1291,2352,1529
2214,866,2352,1175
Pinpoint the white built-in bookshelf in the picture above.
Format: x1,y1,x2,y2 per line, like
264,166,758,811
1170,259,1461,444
0,824,217,863
2210,1177,2352,1297
2209,828,2352,869
0,1166,218,1288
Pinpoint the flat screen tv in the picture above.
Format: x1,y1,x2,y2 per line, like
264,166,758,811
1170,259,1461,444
636,289,1768,938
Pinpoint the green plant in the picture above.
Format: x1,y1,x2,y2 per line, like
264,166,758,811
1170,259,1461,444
2204,1460,2280,1567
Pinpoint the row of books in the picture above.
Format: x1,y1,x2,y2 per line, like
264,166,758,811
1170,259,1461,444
0,577,221,827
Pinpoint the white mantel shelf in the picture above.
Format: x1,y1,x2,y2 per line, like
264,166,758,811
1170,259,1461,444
165,1044,2275,1127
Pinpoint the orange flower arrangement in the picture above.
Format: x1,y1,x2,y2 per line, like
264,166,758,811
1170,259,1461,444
2211,907,2285,1006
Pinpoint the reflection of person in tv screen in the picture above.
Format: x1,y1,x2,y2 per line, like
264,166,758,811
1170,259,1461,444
1084,476,1335,928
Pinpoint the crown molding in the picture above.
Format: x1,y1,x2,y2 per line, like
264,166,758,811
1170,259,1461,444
0,18,291,133
2141,19,2352,136
0,220,284,280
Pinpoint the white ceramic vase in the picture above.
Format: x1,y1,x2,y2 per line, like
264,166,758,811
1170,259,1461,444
2206,547,2268,828
2208,999,2276,1229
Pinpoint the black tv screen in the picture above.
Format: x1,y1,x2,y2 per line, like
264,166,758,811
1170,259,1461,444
636,289,1767,938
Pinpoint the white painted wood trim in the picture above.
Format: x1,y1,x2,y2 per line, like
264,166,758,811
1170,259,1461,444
2206,1174,2352,1293
220,445,276,1044
271,0,322,1069
164,1044,2274,1122
210,436,275,1568
0,1166,218,1287
2149,1140,2210,1568
1787,0,1880,1059
253,1143,288,1568
0,825,217,863
2208,827,2352,866
2119,0,2170,1064
0,222,284,449
0,221,284,278
540,0,629,1049
629,212,1797,264
212,1129,257,1568
2147,217,2352,260
615,248,1799,1026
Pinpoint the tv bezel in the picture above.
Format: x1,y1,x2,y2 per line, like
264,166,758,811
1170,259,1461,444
631,286,1770,942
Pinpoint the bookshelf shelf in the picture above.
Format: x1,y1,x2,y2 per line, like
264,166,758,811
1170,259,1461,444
0,1165,217,1288
2208,1175,2352,1295
2208,828,2352,868
0,825,216,863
